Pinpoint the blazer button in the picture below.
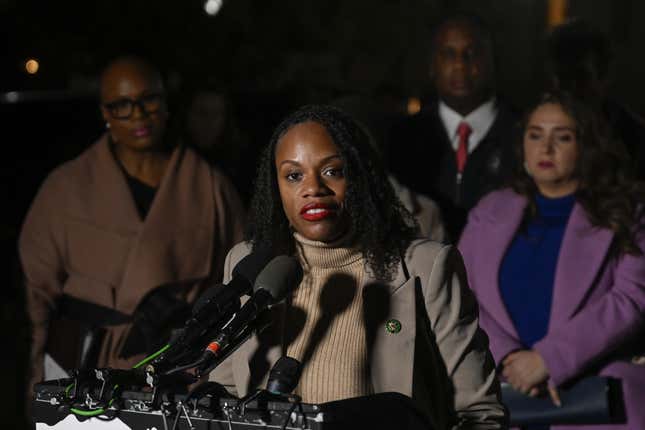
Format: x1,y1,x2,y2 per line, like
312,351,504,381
385,319,401,334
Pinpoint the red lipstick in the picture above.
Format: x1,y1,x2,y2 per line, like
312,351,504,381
300,203,337,221
538,161,554,168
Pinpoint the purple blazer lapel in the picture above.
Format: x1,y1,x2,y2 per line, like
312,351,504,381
477,192,527,340
550,204,613,325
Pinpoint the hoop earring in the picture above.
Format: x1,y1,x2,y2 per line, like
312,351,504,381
524,161,532,177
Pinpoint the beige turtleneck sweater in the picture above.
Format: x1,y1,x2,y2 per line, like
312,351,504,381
284,233,373,404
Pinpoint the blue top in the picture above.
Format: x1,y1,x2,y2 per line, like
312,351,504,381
499,193,576,347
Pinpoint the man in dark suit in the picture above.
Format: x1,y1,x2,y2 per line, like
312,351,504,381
388,14,518,241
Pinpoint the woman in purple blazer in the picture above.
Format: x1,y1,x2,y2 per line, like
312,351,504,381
459,92,645,430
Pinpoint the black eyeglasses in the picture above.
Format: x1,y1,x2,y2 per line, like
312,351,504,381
103,93,165,119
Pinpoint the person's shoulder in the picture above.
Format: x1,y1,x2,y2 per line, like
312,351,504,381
406,238,447,258
405,238,450,269
413,190,441,213
477,187,518,206
43,161,75,189
402,239,466,286
470,188,523,219
39,137,105,192
226,241,254,266
182,145,216,173
389,175,435,214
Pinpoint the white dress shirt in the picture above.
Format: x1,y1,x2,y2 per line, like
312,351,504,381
438,98,498,154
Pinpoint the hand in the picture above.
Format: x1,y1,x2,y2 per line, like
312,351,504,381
502,350,549,395
546,385,562,407
527,384,562,407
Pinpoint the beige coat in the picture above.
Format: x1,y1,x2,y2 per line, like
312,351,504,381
210,239,506,429
389,175,446,242
19,135,245,385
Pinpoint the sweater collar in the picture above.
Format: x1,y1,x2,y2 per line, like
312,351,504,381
535,193,576,218
293,231,363,270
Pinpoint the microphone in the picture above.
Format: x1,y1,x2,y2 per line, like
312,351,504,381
199,256,303,367
266,357,302,396
153,247,274,367
191,246,275,321
233,357,302,415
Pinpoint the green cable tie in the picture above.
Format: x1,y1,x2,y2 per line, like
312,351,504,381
70,407,106,417
133,343,171,369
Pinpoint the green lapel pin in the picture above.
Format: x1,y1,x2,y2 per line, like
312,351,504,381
385,319,402,334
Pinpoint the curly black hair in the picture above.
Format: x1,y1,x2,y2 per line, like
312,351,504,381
246,104,418,280
511,92,645,256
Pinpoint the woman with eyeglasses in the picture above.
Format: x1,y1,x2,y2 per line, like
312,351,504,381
19,55,245,390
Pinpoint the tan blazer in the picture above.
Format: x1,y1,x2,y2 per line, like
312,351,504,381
389,175,446,242
19,135,245,385
209,239,507,429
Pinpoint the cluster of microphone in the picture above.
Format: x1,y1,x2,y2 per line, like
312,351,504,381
149,249,304,380
59,249,304,418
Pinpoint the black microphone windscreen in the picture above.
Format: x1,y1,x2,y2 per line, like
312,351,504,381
192,284,225,315
192,247,274,316
267,356,302,395
232,246,274,284
253,256,303,302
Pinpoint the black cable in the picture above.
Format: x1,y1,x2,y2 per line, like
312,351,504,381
162,357,206,376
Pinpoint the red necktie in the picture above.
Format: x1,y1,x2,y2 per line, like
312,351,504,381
456,121,472,174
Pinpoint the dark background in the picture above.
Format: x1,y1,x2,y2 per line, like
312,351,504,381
3,1,645,104
2,2,644,425
3,0,645,248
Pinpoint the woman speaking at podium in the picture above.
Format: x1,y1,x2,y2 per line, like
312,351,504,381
210,105,506,429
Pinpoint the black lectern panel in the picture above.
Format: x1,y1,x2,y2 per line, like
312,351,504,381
321,392,433,430
34,380,432,430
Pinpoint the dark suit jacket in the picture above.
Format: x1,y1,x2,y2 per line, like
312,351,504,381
387,100,518,241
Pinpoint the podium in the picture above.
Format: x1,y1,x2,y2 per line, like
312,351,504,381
320,392,433,430
33,379,434,430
